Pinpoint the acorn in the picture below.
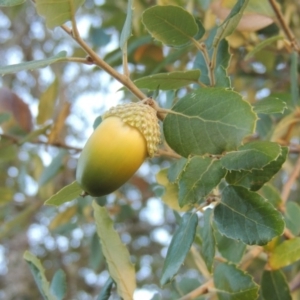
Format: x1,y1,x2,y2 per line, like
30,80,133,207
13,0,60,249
76,102,161,197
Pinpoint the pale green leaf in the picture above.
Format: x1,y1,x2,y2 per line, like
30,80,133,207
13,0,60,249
93,202,136,300
134,70,201,91
261,270,292,300
160,212,198,285
291,51,299,106
45,181,82,206
269,238,300,269
19,124,51,145
178,157,226,206
50,269,67,300
142,5,199,47
23,251,56,300
221,141,281,171
214,262,259,300
37,78,59,125
0,0,25,6
163,87,257,157
35,0,85,29
120,0,133,50
214,185,285,245
0,51,67,75
225,146,288,191
253,96,287,114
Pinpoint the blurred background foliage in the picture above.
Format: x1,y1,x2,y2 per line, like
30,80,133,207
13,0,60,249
1,0,300,299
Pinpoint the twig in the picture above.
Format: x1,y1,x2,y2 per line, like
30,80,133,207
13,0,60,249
156,149,181,159
0,133,82,152
268,0,300,53
281,154,300,204
239,246,264,270
177,279,213,300
60,24,147,101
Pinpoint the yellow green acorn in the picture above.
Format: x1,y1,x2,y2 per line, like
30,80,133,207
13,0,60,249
76,102,161,197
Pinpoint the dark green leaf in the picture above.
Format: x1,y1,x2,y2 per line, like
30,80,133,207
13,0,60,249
178,157,226,206
213,0,250,47
45,181,82,206
167,158,187,183
50,269,67,300
89,27,111,47
269,238,300,269
97,277,114,300
225,146,288,191
214,262,259,300
163,87,257,157
253,97,287,114
259,184,282,208
0,51,67,75
284,202,300,236
256,113,274,139
214,185,285,245
214,229,246,264
142,5,198,47
120,0,133,50
160,213,198,285
199,209,215,272
89,232,104,271
221,141,281,171
134,70,201,91
261,270,292,300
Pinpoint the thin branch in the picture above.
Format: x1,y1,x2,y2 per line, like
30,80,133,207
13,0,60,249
268,0,300,53
60,24,147,100
122,42,130,77
177,279,213,300
156,148,181,159
281,154,300,204
0,133,82,152
239,246,264,270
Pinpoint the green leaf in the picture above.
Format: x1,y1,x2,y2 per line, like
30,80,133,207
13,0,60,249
50,269,67,300
214,229,246,264
291,51,299,107
0,51,67,75
256,113,274,139
284,202,300,236
225,146,288,191
39,150,67,186
120,0,133,50
163,87,257,157
23,251,56,300
259,184,282,208
93,202,136,300
89,232,104,271
261,270,292,300
213,0,250,47
253,97,287,114
245,35,284,60
269,238,300,269
0,0,25,6
214,185,285,245
160,212,198,285
97,277,114,300
18,124,51,145
0,112,11,124
199,209,215,272
178,157,226,206
134,70,201,91
221,141,281,171
37,78,59,125
214,262,259,300
142,5,199,47
45,181,82,206
35,0,85,29
167,158,187,183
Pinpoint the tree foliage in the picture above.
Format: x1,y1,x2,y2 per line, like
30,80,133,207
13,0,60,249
1,0,300,299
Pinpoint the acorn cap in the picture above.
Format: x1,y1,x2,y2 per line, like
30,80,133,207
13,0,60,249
102,102,161,157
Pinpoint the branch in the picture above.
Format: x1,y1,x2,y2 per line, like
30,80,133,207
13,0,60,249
177,279,213,300
60,24,147,100
268,0,300,53
281,154,300,205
